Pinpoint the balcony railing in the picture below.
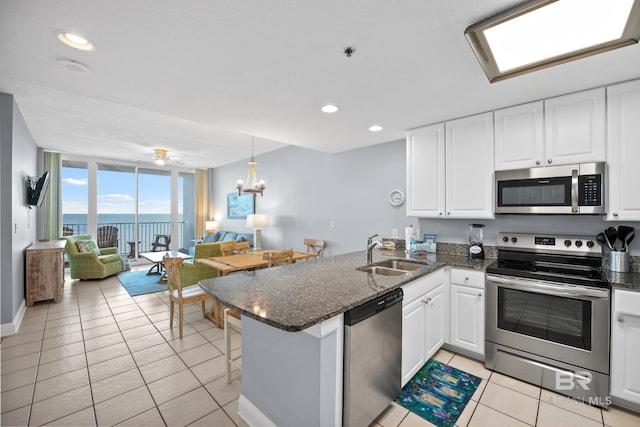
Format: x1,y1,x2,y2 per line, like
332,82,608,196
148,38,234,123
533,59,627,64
62,222,185,255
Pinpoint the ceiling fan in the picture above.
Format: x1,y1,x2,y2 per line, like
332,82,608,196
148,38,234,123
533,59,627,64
151,148,182,166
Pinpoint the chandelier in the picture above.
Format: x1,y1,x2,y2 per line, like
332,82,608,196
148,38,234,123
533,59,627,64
236,136,266,196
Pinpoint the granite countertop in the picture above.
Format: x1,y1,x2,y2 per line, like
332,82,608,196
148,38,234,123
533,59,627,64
199,249,494,332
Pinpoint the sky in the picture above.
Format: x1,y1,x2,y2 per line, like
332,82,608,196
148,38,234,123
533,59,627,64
62,166,183,214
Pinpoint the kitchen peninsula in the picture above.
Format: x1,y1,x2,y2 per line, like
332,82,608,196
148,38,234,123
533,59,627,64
199,249,491,427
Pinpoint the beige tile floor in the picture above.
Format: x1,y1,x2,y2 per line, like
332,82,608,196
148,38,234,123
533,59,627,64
2,264,640,427
1,264,246,427
373,349,640,427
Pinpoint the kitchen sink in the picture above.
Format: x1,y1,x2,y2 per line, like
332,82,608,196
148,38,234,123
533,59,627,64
358,266,409,276
357,259,426,276
374,259,424,271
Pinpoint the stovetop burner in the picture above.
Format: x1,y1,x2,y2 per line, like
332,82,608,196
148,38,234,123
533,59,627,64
487,232,609,289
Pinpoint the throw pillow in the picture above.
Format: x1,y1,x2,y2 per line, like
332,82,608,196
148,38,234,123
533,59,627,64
76,239,100,254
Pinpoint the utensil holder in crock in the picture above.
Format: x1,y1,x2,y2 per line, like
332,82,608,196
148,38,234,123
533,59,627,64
610,251,630,273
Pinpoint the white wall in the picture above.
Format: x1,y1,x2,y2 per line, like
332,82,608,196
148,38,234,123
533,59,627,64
1,93,39,330
211,140,640,256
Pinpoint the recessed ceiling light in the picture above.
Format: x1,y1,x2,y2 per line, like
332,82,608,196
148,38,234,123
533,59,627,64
465,0,640,82
369,125,383,132
321,104,339,113
57,58,92,75
57,31,95,51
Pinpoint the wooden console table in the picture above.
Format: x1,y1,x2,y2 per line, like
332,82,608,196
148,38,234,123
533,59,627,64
26,240,66,306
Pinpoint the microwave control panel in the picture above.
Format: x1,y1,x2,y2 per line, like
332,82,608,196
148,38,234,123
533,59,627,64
578,175,602,206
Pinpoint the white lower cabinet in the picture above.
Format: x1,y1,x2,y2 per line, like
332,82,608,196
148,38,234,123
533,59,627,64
448,268,485,357
402,269,445,386
611,289,640,407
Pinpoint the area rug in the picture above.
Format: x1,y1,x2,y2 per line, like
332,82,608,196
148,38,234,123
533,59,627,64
117,270,167,296
395,359,482,427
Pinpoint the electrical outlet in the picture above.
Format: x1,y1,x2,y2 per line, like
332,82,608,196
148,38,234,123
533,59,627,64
392,228,398,238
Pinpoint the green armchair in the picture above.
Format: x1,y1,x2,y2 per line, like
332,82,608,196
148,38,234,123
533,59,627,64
64,234,126,280
180,240,233,287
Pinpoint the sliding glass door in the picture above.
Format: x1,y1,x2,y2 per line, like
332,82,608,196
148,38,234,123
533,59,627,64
61,158,195,258
97,164,135,254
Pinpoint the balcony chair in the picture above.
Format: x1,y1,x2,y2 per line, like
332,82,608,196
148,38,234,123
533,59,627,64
63,234,126,280
97,225,118,248
163,254,212,338
151,234,170,251
304,238,326,258
263,249,294,267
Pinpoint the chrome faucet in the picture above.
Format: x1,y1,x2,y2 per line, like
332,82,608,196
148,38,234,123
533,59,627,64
366,234,382,265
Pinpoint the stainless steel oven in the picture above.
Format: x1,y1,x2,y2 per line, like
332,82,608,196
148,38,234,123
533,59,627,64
485,233,610,407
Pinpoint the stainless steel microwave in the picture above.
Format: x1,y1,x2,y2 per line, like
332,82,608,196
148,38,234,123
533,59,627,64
495,162,606,214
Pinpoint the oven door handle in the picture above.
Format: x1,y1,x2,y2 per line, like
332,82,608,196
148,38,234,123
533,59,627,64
487,275,609,299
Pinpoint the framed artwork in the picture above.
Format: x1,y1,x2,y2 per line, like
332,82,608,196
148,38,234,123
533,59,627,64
227,192,255,219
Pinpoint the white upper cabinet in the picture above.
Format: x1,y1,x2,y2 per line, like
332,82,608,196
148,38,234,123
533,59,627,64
494,89,606,171
544,87,606,166
494,101,544,170
445,112,495,219
406,123,446,217
607,79,640,221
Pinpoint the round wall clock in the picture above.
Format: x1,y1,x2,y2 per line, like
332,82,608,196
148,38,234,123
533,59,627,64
389,190,405,206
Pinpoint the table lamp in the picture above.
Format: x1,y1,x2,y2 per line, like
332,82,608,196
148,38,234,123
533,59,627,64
205,220,219,234
246,214,268,250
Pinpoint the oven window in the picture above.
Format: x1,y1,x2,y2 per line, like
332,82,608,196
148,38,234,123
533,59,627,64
498,177,571,207
497,288,591,350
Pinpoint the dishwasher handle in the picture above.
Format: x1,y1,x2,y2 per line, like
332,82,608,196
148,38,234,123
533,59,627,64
345,288,403,325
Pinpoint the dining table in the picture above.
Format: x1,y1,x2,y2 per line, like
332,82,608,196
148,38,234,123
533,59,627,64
197,249,318,327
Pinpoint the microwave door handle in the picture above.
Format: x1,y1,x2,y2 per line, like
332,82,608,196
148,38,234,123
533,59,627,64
571,169,579,213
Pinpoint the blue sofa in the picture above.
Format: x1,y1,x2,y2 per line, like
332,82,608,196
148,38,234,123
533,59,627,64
188,230,253,256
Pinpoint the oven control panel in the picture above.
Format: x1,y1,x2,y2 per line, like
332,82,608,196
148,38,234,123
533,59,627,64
497,232,601,255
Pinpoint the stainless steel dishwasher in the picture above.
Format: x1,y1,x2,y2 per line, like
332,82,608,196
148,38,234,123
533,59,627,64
343,288,403,427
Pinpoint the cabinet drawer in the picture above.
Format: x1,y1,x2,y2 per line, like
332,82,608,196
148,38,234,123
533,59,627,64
403,268,445,304
614,290,640,316
450,268,485,289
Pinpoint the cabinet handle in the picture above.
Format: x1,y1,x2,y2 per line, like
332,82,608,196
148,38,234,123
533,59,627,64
536,160,541,165
439,212,443,216
465,277,469,281
617,315,624,323
613,213,619,217
477,293,482,297
547,159,552,164
447,212,451,216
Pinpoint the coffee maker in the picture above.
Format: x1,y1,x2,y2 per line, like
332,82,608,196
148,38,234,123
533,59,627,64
467,223,485,259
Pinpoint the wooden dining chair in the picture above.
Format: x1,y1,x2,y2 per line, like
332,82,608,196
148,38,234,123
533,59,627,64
263,249,294,267
224,308,242,384
163,254,212,338
304,238,326,258
219,241,250,256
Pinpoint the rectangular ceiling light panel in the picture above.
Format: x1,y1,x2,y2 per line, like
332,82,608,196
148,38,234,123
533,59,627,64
465,0,640,82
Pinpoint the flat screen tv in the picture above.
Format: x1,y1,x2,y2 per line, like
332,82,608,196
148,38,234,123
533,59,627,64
27,171,50,207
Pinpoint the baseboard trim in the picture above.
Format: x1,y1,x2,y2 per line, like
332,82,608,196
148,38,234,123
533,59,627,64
0,299,26,337
238,394,277,427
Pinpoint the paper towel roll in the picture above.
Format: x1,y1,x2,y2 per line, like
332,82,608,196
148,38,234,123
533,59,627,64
405,226,414,244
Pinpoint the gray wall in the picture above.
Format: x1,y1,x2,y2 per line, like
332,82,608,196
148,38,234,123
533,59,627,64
211,142,410,256
1,93,39,327
211,140,640,256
